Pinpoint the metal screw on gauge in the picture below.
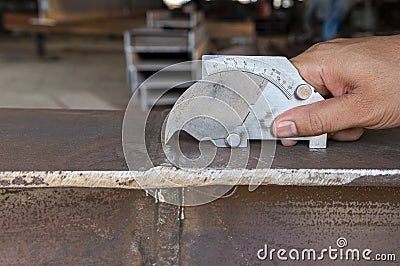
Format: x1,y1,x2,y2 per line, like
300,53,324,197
295,84,313,100
226,133,241,148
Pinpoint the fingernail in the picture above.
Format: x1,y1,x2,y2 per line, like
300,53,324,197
275,121,298,138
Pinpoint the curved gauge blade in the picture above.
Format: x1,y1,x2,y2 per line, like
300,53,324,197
164,69,265,146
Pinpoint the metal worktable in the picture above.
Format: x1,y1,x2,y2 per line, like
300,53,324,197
0,109,398,265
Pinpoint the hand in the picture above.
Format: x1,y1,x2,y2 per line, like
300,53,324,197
273,35,400,146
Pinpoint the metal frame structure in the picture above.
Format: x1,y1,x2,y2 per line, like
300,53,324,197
124,10,208,111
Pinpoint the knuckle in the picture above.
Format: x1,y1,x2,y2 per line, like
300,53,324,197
305,43,321,53
329,37,347,43
306,41,330,53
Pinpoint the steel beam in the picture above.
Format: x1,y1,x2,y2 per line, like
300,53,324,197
0,109,398,265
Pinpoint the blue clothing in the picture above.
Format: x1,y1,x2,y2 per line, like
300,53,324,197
322,0,351,41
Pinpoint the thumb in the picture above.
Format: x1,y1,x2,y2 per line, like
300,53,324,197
273,95,362,138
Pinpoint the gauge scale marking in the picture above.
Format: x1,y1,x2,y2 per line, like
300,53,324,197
203,56,295,99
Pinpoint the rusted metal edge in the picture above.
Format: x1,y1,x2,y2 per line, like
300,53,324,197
0,167,399,189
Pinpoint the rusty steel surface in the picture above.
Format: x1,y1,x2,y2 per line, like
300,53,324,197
0,186,398,265
0,188,167,265
180,186,400,265
0,108,398,172
0,109,127,171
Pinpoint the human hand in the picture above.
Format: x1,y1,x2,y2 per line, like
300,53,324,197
273,35,400,146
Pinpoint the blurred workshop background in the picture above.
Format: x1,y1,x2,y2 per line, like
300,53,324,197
0,0,399,110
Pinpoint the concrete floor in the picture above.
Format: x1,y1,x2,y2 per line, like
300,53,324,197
0,34,132,110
